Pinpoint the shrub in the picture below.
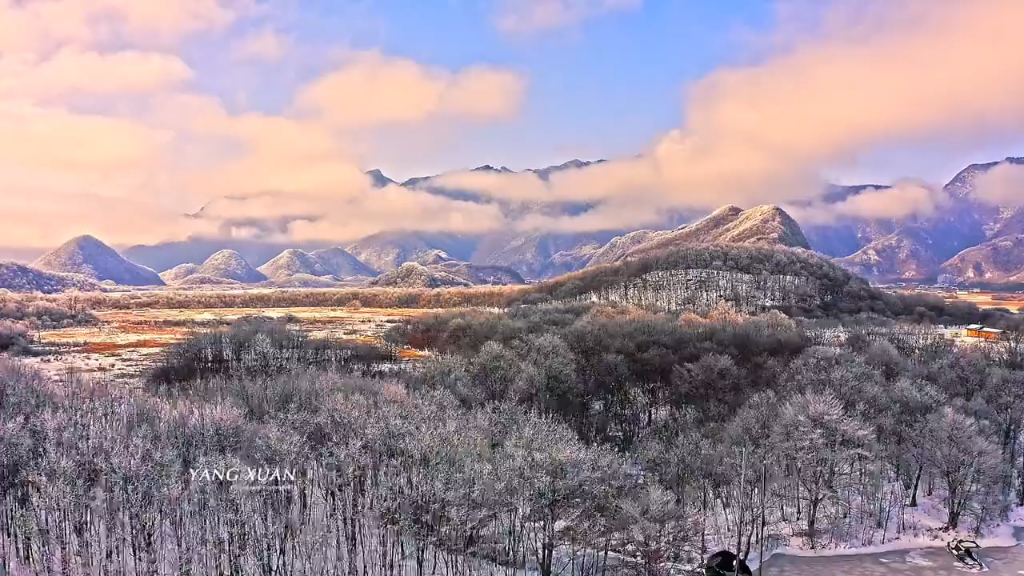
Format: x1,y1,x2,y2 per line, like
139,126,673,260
0,320,31,354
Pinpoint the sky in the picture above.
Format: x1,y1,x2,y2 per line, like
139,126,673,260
2,0,1024,249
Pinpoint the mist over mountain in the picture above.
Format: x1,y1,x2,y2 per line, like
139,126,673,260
21,155,1024,288
826,157,1024,283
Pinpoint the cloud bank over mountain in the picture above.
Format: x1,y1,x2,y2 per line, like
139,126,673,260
436,0,1024,232
0,0,526,248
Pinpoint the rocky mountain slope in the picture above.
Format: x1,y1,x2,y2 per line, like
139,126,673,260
612,205,810,263
835,226,942,281
830,157,1024,282
470,231,618,279
33,235,163,286
0,262,101,293
940,235,1024,284
411,249,457,266
584,230,674,268
346,232,475,273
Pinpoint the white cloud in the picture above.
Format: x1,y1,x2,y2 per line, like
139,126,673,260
293,51,526,128
0,0,243,54
0,49,194,101
786,181,951,226
975,163,1024,207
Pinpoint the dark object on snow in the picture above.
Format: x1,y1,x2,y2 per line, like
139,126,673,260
947,538,984,569
704,550,753,576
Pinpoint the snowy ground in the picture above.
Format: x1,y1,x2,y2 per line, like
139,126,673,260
761,544,1024,575
754,500,1024,574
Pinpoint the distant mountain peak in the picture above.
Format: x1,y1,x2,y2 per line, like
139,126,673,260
617,204,809,262
196,250,266,283
944,156,1024,198
257,248,331,281
470,165,514,173
559,159,589,169
309,247,377,278
711,204,745,217
365,169,396,188
33,235,163,286
69,234,103,245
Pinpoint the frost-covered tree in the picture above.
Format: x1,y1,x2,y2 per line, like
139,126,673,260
921,408,1003,530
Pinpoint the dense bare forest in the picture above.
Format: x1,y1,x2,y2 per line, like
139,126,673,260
4,299,1024,575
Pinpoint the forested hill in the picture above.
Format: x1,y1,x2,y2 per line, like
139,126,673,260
529,244,871,312
524,243,1023,325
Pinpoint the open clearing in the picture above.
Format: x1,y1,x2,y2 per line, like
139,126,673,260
28,306,437,380
948,292,1024,311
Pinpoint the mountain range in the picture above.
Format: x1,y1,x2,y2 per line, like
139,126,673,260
4,156,1024,291
814,157,1024,284
0,203,808,291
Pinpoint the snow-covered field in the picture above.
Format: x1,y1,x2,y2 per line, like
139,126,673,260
751,499,1024,574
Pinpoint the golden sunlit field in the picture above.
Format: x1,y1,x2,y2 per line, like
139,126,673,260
945,292,1024,311
28,306,435,379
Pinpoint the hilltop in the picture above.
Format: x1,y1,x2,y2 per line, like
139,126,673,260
308,247,378,278
585,205,811,266
157,251,267,285
369,262,473,289
32,235,163,286
520,243,931,321
257,249,332,281
160,264,200,284
194,250,267,283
